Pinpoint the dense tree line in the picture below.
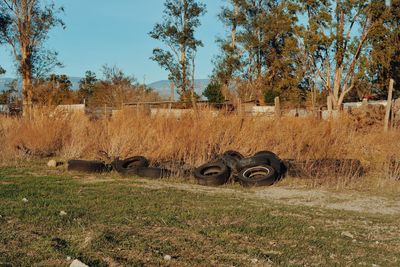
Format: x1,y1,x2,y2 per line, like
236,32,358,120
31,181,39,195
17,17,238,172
1,0,399,113
207,0,400,109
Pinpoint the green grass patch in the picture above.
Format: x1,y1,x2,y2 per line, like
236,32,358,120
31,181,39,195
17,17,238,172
0,166,399,266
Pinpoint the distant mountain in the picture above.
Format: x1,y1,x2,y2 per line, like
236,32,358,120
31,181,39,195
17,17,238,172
148,79,210,99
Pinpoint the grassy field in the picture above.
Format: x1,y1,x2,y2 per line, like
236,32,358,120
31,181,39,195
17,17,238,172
0,163,399,267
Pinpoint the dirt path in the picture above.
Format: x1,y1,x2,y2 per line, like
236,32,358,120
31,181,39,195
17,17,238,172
121,179,400,215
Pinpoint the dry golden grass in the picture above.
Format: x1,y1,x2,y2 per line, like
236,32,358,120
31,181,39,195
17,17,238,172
1,107,400,191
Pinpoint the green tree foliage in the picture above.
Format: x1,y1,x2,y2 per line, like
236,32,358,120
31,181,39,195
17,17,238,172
78,71,98,103
263,90,280,105
0,79,18,105
212,1,241,89
298,0,383,108
0,0,64,115
203,82,224,103
212,0,399,109
89,65,161,108
214,0,304,104
32,74,74,106
149,0,206,100
367,0,400,99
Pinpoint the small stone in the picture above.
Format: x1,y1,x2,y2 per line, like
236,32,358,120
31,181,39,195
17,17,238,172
60,211,67,216
372,264,380,267
47,159,64,168
308,226,316,230
70,259,88,267
251,258,259,264
375,241,379,244
341,231,354,239
66,256,71,261
352,239,357,243
22,198,28,203
47,160,57,168
163,255,172,261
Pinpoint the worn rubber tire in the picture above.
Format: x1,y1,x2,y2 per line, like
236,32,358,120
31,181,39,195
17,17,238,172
237,156,270,171
254,150,278,158
194,161,230,186
112,156,149,176
237,164,278,187
222,150,244,162
68,160,110,173
136,167,171,179
253,150,286,178
221,150,244,172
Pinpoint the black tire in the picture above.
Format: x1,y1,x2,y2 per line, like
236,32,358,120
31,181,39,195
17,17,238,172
221,150,244,172
194,161,230,186
237,156,270,171
136,167,171,179
253,150,286,178
112,156,149,176
68,160,110,173
237,164,278,187
222,150,244,162
254,150,278,158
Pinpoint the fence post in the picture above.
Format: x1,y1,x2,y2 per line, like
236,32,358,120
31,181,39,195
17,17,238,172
391,99,395,129
384,78,395,132
327,96,333,112
274,96,281,118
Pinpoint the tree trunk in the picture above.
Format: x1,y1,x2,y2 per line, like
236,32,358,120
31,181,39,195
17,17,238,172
384,79,395,132
181,0,187,100
191,55,198,112
21,45,32,117
231,3,237,50
181,46,187,99
332,67,341,107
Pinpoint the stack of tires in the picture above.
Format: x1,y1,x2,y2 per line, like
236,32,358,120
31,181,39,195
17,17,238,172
194,150,286,187
68,156,170,179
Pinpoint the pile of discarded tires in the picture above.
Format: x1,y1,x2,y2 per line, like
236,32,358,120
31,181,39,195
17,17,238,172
194,150,286,187
68,156,170,179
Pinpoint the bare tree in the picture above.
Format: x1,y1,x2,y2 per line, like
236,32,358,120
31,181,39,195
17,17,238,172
149,0,206,101
300,0,382,109
0,0,64,116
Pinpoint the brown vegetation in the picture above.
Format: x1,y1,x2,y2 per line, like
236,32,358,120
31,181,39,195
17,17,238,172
1,109,400,190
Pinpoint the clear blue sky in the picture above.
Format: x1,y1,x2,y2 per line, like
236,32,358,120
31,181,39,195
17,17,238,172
0,0,225,83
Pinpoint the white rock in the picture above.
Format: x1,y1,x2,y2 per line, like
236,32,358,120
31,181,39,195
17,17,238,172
251,258,259,264
66,256,71,261
22,198,28,203
60,211,67,216
341,231,354,239
47,160,57,168
164,255,172,261
70,259,88,267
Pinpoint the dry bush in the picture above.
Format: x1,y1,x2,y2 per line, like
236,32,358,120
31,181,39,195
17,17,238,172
1,108,400,189
347,105,386,131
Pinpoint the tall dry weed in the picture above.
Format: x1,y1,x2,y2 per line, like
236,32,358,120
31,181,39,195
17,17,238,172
1,108,400,189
